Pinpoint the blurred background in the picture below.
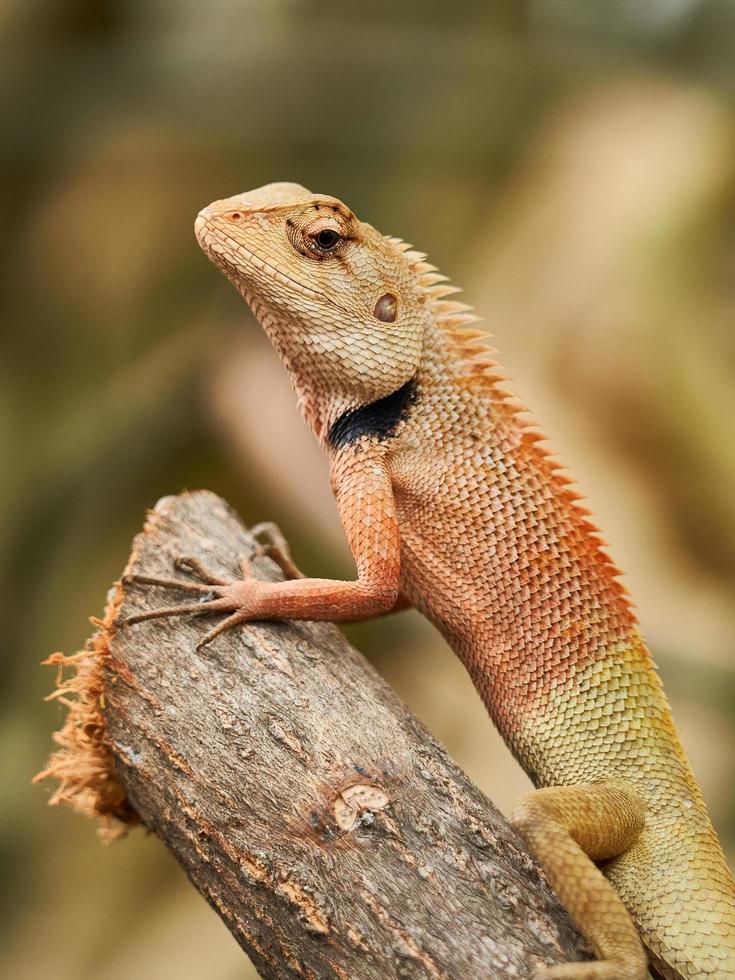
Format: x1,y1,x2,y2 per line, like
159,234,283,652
3,1,735,977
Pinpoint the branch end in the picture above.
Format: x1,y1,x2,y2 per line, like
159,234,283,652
34,586,140,840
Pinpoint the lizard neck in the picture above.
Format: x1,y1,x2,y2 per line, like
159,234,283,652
248,294,425,447
250,301,360,445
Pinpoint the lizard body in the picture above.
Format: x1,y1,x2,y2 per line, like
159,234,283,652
129,183,735,979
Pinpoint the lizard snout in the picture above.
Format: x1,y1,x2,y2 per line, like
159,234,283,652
194,207,214,245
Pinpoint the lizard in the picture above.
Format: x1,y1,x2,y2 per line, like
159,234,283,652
124,182,735,979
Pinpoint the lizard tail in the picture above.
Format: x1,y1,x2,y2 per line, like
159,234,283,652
607,817,735,979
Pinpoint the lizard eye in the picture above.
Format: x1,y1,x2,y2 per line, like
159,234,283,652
292,215,351,259
313,228,341,251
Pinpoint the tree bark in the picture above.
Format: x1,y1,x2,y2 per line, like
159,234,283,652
69,491,592,977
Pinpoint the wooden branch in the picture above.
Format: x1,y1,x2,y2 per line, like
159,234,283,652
39,491,591,979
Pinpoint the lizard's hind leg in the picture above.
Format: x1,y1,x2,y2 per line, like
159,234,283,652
511,781,648,980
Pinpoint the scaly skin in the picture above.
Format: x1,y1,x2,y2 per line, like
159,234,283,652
127,183,735,979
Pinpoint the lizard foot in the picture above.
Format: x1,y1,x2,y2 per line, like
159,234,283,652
533,955,647,979
121,555,271,650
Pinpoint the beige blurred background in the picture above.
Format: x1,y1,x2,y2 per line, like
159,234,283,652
3,2,735,978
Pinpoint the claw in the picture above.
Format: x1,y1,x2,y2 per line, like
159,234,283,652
173,556,231,586
251,521,303,579
124,596,233,626
196,610,248,650
124,573,214,594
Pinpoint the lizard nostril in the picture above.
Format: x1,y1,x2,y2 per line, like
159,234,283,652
228,211,243,222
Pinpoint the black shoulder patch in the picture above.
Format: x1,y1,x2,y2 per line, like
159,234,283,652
328,377,418,451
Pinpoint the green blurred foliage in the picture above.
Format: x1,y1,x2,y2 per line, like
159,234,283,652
2,2,734,977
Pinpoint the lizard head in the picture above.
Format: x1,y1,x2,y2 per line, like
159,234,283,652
195,182,428,417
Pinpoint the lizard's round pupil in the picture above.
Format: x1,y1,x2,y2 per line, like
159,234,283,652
315,229,339,249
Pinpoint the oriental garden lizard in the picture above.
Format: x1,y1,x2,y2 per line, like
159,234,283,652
125,183,735,979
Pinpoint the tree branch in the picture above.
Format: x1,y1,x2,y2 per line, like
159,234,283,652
37,490,590,978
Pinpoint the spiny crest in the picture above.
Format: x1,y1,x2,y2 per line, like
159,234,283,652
405,250,634,610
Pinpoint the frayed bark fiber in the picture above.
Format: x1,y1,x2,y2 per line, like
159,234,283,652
34,599,138,838
35,491,590,978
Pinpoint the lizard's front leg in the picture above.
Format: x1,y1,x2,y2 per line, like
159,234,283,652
122,447,401,648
